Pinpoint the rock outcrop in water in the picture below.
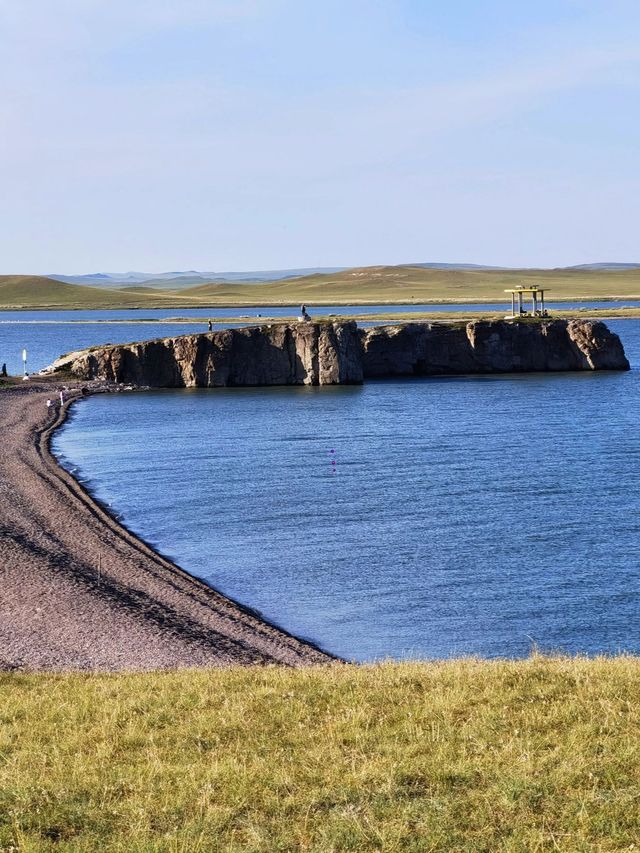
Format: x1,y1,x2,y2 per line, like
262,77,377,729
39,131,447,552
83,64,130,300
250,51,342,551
47,319,630,387
361,318,630,376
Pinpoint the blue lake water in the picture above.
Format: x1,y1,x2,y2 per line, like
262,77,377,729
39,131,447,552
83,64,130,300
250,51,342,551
52,319,640,662
2,301,639,374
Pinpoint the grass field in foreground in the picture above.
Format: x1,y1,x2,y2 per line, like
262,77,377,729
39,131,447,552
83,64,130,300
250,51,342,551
2,658,640,851
3,266,640,310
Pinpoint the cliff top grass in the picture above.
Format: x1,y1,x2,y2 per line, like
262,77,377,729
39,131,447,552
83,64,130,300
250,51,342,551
4,265,640,310
45,305,640,323
3,656,640,851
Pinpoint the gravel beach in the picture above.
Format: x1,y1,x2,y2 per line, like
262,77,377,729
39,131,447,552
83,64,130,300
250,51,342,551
0,380,334,670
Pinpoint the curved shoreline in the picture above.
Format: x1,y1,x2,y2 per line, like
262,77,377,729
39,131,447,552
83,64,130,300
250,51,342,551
0,380,337,671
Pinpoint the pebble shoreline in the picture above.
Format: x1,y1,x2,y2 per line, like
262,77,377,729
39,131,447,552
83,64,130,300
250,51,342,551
0,379,334,671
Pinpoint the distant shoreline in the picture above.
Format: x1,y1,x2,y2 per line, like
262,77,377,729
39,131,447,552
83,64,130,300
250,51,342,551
4,305,640,325
3,294,640,312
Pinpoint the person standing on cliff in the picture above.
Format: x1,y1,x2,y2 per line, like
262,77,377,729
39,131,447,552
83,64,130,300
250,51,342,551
208,319,213,332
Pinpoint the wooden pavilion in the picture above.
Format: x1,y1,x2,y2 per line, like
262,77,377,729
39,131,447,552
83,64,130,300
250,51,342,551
505,285,548,318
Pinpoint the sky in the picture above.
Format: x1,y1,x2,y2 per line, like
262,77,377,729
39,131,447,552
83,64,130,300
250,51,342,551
1,0,639,273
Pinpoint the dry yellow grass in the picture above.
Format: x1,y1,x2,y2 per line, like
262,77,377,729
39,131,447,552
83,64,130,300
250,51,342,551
178,265,640,306
4,265,640,310
2,657,640,851
0,276,189,310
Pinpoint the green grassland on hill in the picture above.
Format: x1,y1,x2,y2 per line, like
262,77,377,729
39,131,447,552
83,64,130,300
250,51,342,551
3,265,640,310
0,276,190,310
210,264,640,305
2,657,640,851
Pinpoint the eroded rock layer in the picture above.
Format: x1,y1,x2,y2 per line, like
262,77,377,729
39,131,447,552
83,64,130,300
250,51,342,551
47,319,629,387
361,319,630,376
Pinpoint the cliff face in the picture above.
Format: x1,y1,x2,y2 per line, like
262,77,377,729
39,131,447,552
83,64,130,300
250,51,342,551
50,322,364,388
361,319,630,376
48,319,629,387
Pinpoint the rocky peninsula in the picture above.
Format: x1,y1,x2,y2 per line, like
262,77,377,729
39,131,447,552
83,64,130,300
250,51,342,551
2,317,628,672
47,319,630,386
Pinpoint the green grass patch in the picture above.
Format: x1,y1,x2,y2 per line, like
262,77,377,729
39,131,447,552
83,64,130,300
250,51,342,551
2,657,640,850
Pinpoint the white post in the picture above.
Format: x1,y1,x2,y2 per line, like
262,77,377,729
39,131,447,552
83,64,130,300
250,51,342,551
22,348,27,377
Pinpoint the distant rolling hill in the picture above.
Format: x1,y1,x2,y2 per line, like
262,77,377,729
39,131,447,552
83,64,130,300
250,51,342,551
47,262,640,292
3,265,640,309
0,276,191,309
177,264,640,304
49,268,348,289
48,273,211,289
117,285,164,294
408,262,509,271
567,263,640,271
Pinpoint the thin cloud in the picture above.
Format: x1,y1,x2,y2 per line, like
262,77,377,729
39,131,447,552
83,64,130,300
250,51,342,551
0,1,638,270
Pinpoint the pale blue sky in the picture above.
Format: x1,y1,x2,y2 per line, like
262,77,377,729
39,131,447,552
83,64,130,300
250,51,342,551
1,0,639,273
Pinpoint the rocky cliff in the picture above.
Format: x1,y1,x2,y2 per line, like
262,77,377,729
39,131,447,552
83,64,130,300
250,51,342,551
47,319,629,387
361,318,630,376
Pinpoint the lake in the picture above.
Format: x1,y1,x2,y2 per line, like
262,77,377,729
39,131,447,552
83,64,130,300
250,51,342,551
52,317,640,662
